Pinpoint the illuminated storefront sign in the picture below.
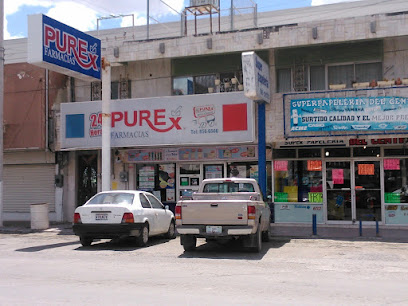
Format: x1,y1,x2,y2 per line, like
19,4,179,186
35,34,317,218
60,92,255,149
120,145,258,163
290,96,408,132
277,137,408,148
28,14,101,81
277,139,346,148
349,137,408,146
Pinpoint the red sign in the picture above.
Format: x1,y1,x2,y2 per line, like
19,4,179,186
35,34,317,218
223,103,248,131
358,164,374,175
307,160,322,171
332,169,344,185
274,160,288,171
384,159,400,170
349,138,408,146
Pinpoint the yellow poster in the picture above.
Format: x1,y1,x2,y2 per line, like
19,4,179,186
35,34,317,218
284,186,298,202
111,181,118,190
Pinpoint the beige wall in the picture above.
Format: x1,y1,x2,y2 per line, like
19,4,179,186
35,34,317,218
384,36,408,81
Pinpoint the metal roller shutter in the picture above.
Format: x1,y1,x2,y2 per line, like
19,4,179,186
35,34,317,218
4,164,55,213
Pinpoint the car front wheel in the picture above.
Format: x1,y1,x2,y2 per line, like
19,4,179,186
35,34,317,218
136,223,149,247
80,236,93,247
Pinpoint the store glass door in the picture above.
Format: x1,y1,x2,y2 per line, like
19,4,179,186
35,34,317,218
354,161,381,221
177,163,202,200
326,161,352,221
326,160,382,222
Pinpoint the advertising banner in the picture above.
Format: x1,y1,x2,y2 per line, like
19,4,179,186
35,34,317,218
242,51,270,103
27,14,101,81
61,92,255,149
290,96,408,132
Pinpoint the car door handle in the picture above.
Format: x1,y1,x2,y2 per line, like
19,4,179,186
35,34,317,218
210,203,218,207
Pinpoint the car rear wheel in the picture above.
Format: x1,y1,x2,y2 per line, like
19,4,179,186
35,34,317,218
181,235,196,252
136,223,149,247
80,236,93,247
165,220,176,239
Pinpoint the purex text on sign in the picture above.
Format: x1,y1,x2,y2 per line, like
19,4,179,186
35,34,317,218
28,14,101,81
111,110,182,132
43,24,99,71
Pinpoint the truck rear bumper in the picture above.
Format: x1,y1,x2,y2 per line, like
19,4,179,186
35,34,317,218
176,225,253,236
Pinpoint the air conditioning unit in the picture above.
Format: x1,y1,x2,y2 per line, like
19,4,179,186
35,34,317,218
190,0,219,8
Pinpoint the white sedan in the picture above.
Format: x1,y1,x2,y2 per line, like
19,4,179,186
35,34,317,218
73,190,176,247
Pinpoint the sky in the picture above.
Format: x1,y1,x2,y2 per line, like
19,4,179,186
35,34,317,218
4,0,360,40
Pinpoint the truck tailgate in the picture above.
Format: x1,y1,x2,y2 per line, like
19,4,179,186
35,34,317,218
180,200,249,225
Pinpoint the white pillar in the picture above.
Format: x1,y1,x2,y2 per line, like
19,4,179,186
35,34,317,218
0,0,4,227
101,58,111,191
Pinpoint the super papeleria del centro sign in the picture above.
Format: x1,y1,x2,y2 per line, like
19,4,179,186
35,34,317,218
27,14,101,81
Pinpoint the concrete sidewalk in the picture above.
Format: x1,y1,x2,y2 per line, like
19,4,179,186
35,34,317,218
0,221,74,235
271,223,408,242
2,221,408,243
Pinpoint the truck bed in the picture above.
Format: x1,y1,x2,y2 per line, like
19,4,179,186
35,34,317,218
179,199,251,225
191,192,260,201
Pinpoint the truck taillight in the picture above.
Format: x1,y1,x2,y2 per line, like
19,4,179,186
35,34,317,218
247,205,256,219
175,205,182,220
121,212,134,223
73,213,82,224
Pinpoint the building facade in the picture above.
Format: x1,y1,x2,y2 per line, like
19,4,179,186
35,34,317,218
3,0,408,228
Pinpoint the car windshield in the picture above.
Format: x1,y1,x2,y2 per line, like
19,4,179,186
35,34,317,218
203,182,255,193
87,193,134,205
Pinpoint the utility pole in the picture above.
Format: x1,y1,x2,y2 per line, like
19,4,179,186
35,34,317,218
230,0,234,31
101,58,111,191
0,0,4,227
147,0,150,39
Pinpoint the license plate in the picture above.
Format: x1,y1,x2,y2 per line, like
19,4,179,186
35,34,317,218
206,226,222,234
95,213,108,221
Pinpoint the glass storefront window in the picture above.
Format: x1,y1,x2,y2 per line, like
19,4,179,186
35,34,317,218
273,149,296,159
384,158,408,203
326,161,352,221
384,149,408,156
227,162,271,199
204,164,224,179
173,77,193,95
384,158,408,224
136,164,176,203
325,148,351,158
355,161,381,221
274,160,323,203
299,148,321,158
194,75,216,94
353,147,380,157
180,164,200,174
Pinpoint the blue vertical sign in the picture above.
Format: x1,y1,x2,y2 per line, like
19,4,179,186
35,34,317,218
28,14,101,81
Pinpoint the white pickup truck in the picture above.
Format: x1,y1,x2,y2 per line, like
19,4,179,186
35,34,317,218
175,178,271,252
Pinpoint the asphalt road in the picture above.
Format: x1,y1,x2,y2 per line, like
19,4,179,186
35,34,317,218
1,229,408,305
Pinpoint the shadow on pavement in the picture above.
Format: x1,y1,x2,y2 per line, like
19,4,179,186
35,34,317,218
178,237,291,260
74,236,175,252
16,241,80,252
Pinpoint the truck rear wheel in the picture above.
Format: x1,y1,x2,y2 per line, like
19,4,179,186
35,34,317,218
80,236,93,247
181,235,196,252
262,224,271,242
252,225,262,253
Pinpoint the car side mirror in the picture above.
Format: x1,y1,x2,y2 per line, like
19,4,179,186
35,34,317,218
165,205,169,210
